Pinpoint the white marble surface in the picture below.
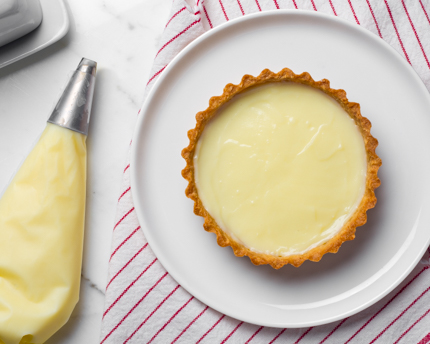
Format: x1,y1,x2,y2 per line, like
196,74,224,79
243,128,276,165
0,0,172,342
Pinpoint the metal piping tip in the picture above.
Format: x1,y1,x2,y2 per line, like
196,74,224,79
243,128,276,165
47,58,97,135
77,58,97,76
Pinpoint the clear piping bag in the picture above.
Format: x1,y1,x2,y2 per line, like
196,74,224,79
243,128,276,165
0,58,97,344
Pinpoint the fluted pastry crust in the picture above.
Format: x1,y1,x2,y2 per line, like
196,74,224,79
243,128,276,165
181,68,381,269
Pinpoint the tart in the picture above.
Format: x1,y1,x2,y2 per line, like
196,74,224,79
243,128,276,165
181,68,381,269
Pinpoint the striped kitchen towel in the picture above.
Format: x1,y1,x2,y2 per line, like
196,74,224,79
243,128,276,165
100,1,430,343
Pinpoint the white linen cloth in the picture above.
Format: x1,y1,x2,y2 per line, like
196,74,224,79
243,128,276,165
100,1,430,343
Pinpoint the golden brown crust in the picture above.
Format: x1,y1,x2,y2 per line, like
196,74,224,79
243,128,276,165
181,68,382,269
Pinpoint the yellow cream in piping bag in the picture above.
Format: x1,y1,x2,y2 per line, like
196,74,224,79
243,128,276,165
0,124,86,344
0,58,96,344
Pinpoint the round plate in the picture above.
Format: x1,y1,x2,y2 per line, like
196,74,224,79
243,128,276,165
131,10,430,328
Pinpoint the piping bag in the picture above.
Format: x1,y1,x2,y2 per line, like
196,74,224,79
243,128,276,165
0,58,97,344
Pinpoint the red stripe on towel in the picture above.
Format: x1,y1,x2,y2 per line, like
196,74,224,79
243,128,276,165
166,7,186,27
295,327,313,343
219,0,229,20
109,225,140,261
419,0,430,25
345,266,429,343
237,0,245,15
171,306,209,344
203,5,213,28
319,318,348,344
347,0,360,24
418,332,430,344
269,329,287,344
106,243,148,289
394,308,430,344
328,0,337,16
147,66,167,85
369,285,430,344
221,322,244,343
402,0,430,69
147,296,194,344
383,0,411,64
124,285,181,343
113,207,134,230
100,272,168,344
157,19,201,57
255,0,262,11
365,0,383,38
245,326,264,343
196,314,226,344
103,256,156,318
118,186,130,201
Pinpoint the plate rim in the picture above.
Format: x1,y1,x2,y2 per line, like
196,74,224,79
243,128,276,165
130,9,430,328
0,0,70,69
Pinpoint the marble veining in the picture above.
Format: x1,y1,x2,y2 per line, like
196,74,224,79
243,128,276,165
0,0,172,342
82,274,105,296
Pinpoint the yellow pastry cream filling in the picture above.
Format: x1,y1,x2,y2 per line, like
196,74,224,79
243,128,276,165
193,82,367,256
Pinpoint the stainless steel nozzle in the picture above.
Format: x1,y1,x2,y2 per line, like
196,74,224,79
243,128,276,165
48,58,97,135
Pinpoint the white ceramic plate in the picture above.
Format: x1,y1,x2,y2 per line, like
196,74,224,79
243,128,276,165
0,0,69,69
131,10,430,328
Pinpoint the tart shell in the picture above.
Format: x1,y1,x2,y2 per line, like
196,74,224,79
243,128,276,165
181,68,382,269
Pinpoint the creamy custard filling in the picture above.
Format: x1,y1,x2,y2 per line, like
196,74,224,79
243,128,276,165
194,82,367,256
